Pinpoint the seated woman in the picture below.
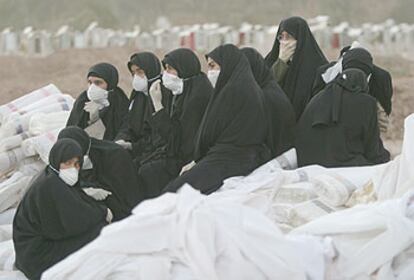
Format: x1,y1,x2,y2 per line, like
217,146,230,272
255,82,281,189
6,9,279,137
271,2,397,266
241,47,296,158
137,48,212,198
265,16,328,119
164,44,270,195
13,138,111,280
115,52,173,160
311,45,393,133
295,68,390,167
66,62,129,141
58,126,144,221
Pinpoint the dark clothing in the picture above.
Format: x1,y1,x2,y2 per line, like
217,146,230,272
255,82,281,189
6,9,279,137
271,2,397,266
312,48,393,115
13,139,107,280
116,51,173,159
165,44,270,194
138,48,212,198
265,16,328,119
66,63,129,141
58,127,144,220
242,47,296,157
66,88,129,141
296,69,390,167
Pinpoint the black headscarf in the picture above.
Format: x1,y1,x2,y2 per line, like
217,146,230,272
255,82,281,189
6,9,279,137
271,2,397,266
144,48,212,165
162,48,201,79
296,67,390,167
128,52,162,80
49,139,83,171
265,16,328,119
58,126,143,220
116,52,172,144
312,47,393,115
242,47,296,157
87,62,119,90
66,62,129,141
195,44,267,160
13,137,107,280
312,68,369,126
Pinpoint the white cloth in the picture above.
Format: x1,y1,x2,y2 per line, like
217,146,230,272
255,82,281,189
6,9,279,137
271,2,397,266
374,113,414,200
291,191,414,279
311,173,357,207
21,128,60,163
0,84,61,124
321,41,366,84
43,185,327,280
0,102,72,138
28,111,70,136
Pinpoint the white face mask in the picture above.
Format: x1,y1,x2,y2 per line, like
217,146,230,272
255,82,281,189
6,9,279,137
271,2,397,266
162,72,183,95
87,84,109,106
132,74,148,93
207,70,220,88
59,167,79,186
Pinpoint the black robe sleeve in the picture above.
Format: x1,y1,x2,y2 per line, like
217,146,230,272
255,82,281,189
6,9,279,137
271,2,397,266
38,180,107,240
363,103,390,164
149,86,210,164
101,88,130,140
66,91,89,129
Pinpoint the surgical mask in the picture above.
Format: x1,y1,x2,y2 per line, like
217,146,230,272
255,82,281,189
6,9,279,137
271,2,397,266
132,74,148,93
207,70,220,88
162,72,183,95
87,84,110,109
59,167,79,186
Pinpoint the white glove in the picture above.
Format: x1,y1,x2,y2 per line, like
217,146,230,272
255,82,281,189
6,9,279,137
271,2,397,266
84,101,101,123
279,40,297,63
115,139,132,150
180,161,196,175
149,80,164,112
106,208,113,223
83,187,112,201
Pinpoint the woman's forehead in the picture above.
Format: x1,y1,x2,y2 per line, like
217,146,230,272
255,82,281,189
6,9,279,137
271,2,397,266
88,76,105,82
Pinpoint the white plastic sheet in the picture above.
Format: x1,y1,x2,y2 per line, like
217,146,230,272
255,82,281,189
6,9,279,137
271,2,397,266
0,84,61,124
43,186,329,280
28,111,70,136
21,129,60,164
291,191,414,279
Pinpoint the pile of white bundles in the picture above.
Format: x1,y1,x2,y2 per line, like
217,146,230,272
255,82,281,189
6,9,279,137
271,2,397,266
42,114,414,280
0,84,73,279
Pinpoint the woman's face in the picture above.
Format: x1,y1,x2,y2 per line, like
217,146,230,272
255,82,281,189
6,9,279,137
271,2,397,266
207,58,220,71
87,76,108,90
277,31,295,42
59,156,81,171
164,64,178,76
130,64,146,78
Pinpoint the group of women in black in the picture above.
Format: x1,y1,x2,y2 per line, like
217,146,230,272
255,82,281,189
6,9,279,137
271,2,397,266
13,16,392,279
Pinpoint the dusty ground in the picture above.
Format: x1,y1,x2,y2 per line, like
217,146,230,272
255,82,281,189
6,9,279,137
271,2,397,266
0,47,413,156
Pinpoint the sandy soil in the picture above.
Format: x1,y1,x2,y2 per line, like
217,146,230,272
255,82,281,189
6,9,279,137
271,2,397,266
0,47,413,156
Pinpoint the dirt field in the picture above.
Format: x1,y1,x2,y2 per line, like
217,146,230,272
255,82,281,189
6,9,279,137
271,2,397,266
0,47,413,156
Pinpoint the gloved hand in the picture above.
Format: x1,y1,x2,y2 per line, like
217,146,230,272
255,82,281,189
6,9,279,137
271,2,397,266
106,208,113,223
115,139,132,150
84,101,101,123
83,187,112,201
149,80,164,112
180,161,196,175
279,40,297,63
